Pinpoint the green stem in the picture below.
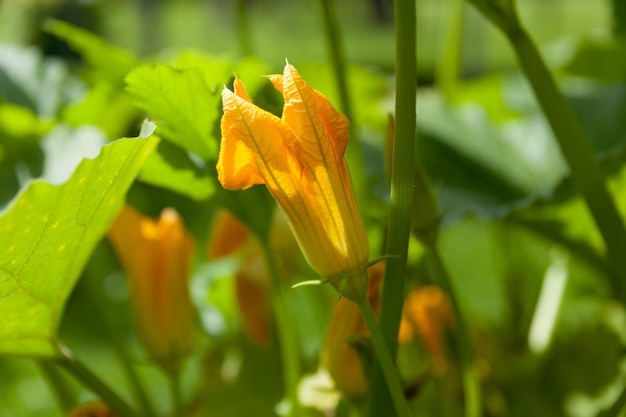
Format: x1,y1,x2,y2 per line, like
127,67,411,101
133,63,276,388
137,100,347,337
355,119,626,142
436,0,465,99
468,0,626,297
430,247,482,417
355,296,414,417
168,370,183,417
317,0,366,192
56,346,138,417
369,0,417,414
261,243,302,417
38,360,74,413
235,0,253,56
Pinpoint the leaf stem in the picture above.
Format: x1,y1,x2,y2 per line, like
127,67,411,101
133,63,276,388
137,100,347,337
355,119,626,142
369,0,417,414
355,295,413,417
38,360,74,413
430,247,482,417
235,0,253,56
56,346,138,417
261,242,303,417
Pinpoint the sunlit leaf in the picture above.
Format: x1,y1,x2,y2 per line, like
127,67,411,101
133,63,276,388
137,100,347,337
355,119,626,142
0,123,158,357
125,64,220,159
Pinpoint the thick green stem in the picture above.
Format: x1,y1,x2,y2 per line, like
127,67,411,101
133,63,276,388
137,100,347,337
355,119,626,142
468,0,626,297
38,360,74,413
369,0,417,415
262,243,302,417
317,0,366,196
430,247,482,417
56,346,138,417
355,297,414,417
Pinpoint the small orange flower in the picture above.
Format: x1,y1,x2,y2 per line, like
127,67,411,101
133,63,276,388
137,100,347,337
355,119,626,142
399,285,454,373
108,206,194,373
217,63,369,301
325,271,454,396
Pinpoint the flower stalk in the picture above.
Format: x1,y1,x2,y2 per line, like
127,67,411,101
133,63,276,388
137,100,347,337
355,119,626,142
369,0,417,413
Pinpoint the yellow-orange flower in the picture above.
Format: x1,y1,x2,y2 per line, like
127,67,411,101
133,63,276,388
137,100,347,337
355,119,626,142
217,63,369,301
108,206,194,373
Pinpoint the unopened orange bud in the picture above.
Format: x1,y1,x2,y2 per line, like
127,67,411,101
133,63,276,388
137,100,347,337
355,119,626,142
400,285,453,373
109,206,195,373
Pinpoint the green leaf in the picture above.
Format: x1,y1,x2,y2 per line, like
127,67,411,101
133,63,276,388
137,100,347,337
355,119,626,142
0,123,158,357
44,19,139,84
125,64,221,160
139,140,216,201
562,38,626,83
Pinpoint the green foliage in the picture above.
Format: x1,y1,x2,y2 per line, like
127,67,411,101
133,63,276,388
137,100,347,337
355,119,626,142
126,64,220,159
0,3,625,417
0,125,157,357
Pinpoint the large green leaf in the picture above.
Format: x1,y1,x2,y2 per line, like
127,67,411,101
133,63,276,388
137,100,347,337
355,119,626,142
0,123,158,357
125,64,221,160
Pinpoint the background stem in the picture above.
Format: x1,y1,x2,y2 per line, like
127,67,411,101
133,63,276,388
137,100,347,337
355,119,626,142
436,0,465,99
356,297,413,417
262,243,303,417
38,360,74,413
168,370,183,417
317,0,365,196
369,0,417,414
430,247,482,417
56,346,138,417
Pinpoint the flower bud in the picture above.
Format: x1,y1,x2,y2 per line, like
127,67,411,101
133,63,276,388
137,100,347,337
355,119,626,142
109,206,194,373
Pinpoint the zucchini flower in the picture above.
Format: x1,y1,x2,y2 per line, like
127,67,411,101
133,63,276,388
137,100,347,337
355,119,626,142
217,63,369,301
109,206,194,373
